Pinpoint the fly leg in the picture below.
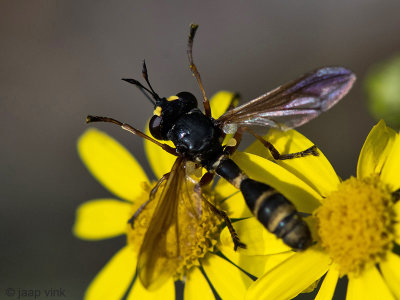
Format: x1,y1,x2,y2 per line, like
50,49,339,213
206,199,247,251
194,172,246,251
128,172,170,228
86,116,178,156
244,127,319,160
187,24,211,118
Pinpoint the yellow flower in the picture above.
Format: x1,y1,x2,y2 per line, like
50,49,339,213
73,92,291,300
245,120,400,300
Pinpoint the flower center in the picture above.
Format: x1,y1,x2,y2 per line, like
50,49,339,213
126,181,221,280
314,176,396,276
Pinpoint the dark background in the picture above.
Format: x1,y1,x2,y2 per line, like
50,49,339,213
1,1,399,299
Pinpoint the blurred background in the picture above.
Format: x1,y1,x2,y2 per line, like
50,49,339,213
1,1,400,299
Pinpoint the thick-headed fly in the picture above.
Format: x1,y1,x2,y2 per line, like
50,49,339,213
86,24,356,289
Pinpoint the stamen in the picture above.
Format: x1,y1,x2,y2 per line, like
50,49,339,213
314,176,396,276
126,181,221,279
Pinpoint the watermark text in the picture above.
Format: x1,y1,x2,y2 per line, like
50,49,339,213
4,288,66,299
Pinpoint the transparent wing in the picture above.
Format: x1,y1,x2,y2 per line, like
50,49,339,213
217,67,356,132
137,157,205,289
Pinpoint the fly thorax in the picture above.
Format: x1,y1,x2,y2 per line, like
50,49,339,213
149,92,198,140
168,109,223,162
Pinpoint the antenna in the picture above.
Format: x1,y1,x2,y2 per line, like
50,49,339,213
122,60,161,106
142,60,159,100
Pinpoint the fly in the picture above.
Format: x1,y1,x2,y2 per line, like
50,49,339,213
86,24,356,289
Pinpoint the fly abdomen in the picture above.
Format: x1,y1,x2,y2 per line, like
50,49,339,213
212,156,312,251
213,156,248,189
240,178,312,250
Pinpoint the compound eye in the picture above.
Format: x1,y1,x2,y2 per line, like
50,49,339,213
149,115,163,140
176,92,198,108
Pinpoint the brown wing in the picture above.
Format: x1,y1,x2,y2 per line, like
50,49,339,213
217,67,356,132
137,157,205,290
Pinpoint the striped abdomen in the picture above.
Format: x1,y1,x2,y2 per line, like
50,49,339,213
213,156,312,250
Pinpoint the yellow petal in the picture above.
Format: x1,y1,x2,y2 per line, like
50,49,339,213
380,131,400,191
214,176,237,200
380,252,400,299
219,218,291,255
246,247,331,300
144,125,176,179
202,253,253,300
315,264,340,300
78,128,149,202
347,266,395,300
209,91,237,119
127,277,175,300
219,249,294,278
85,246,136,300
73,199,131,240
215,179,252,218
184,267,214,300
245,128,340,198
357,120,397,179
232,151,321,213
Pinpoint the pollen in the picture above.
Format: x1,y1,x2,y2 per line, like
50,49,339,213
314,176,396,277
126,180,221,280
